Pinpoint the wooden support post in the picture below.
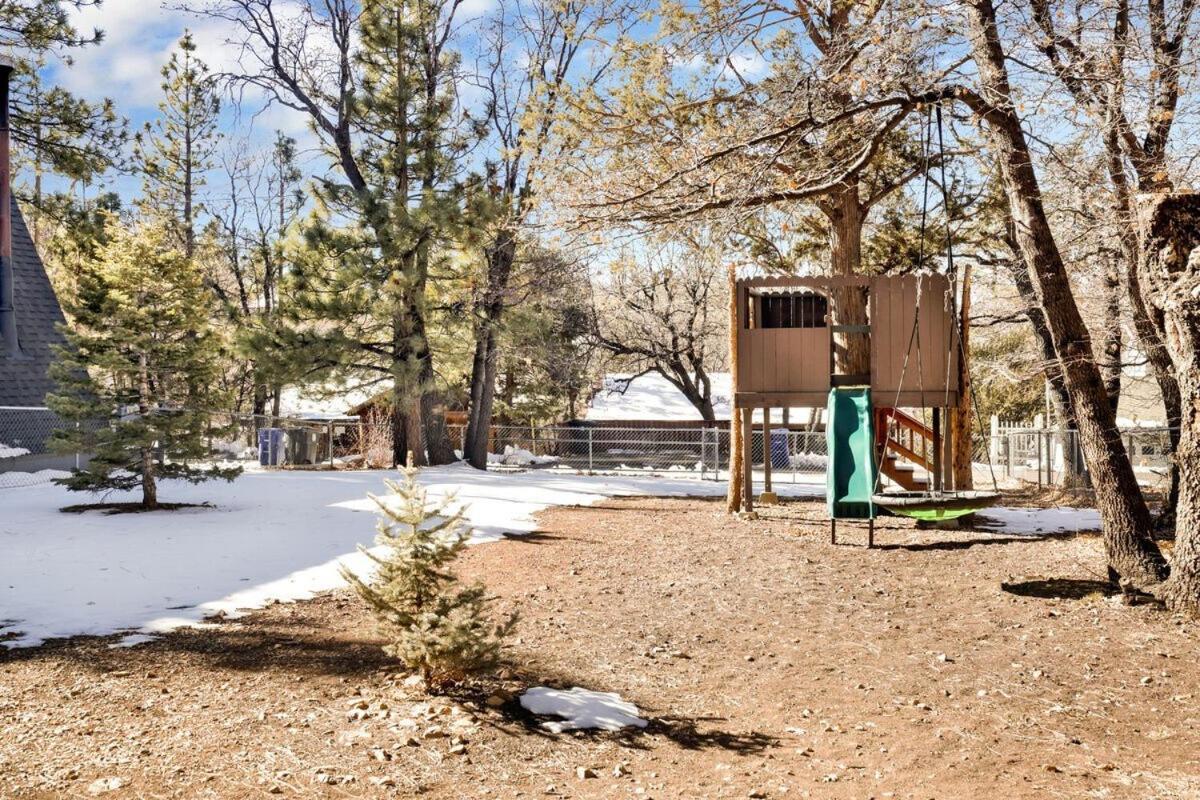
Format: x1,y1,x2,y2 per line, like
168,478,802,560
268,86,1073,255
726,265,743,514
742,407,755,513
952,261,974,490
942,410,955,491
932,408,943,493
762,407,772,494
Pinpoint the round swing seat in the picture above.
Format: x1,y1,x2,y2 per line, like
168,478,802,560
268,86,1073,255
871,490,1000,521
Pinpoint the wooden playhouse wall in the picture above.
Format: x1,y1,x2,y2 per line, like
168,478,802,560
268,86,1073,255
734,274,959,409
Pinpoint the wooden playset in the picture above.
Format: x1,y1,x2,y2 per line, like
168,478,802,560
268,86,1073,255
729,272,997,545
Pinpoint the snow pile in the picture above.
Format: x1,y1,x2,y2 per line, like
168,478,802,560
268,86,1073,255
790,452,828,470
487,446,559,467
0,465,817,648
0,443,31,459
519,687,648,733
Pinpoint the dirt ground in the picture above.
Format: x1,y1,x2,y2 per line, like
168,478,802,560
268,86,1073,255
3,496,1199,799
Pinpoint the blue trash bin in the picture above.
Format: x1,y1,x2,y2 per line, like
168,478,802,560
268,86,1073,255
258,428,285,466
770,428,790,469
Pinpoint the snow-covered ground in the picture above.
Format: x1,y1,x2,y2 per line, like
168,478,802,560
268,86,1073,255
0,465,1101,649
0,466,814,649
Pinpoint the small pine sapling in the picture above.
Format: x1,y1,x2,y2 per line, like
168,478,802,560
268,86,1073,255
340,463,514,690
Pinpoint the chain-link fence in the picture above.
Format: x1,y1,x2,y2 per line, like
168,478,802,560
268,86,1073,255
445,424,829,482
0,406,86,488
2,403,1178,493
970,426,1174,491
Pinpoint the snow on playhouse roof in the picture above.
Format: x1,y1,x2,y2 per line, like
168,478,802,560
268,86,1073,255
585,372,813,423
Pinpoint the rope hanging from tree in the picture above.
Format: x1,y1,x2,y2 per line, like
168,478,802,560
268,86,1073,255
871,101,1000,513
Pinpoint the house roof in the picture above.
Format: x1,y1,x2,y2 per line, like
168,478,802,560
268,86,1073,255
585,372,815,423
0,198,67,407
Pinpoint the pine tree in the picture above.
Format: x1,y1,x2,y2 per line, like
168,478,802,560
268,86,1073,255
134,31,220,259
244,0,475,467
47,220,240,510
3,2,126,187
340,464,514,690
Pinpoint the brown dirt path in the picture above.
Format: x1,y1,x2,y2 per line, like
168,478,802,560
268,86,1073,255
2,497,1198,798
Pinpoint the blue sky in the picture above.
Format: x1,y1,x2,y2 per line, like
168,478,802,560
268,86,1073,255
37,0,325,200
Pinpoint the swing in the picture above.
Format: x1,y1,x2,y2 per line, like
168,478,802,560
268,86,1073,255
869,103,1001,523
871,489,998,521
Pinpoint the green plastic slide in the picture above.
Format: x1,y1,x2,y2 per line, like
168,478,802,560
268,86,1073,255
826,387,877,519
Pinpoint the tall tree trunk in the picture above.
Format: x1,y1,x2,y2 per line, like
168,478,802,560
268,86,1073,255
1137,193,1200,611
826,181,870,378
141,447,158,510
1105,127,1181,527
138,353,158,510
1100,257,1123,416
726,265,744,513
390,392,410,468
421,357,456,465
252,379,268,418
464,232,517,469
952,263,973,489
963,0,1167,588
388,307,422,465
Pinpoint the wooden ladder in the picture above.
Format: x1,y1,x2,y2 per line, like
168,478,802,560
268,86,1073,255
875,407,933,491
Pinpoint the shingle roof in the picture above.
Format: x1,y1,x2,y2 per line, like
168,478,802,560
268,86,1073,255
0,197,67,407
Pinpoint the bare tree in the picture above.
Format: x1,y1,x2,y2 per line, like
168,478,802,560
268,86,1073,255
590,239,726,422
957,0,1168,590
206,131,304,417
1020,0,1199,527
561,0,959,375
461,0,634,468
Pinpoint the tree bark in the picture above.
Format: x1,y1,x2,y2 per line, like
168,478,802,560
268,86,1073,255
826,181,870,378
138,353,158,510
464,232,517,469
1104,124,1182,526
1136,193,1200,611
726,266,744,513
421,357,457,465
1100,258,1123,416
952,262,974,490
963,0,1167,588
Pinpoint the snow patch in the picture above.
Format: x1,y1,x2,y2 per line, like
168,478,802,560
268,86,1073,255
0,466,816,648
487,446,559,467
0,443,31,459
519,687,648,733
976,507,1102,535
108,633,157,649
